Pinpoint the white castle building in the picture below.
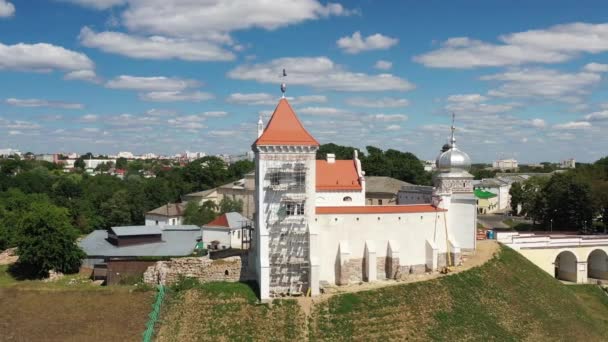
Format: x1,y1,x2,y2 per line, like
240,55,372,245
251,98,477,300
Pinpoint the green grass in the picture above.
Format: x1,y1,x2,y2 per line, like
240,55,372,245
156,247,608,341
311,246,608,341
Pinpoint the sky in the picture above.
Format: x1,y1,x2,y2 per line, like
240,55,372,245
1,0,607,163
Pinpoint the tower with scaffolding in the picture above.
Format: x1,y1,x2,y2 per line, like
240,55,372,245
251,77,320,299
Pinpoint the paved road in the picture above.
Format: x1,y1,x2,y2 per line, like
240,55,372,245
478,214,533,230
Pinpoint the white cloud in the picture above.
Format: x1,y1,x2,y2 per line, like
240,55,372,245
5,98,84,109
447,94,487,103
202,111,228,118
583,62,608,72
584,110,608,121
385,124,401,131
121,0,352,39
227,92,327,105
481,68,601,103
64,69,100,83
228,56,414,92
0,0,15,17
337,31,398,54
208,130,236,137
8,130,21,135
79,27,235,62
82,127,100,133
62,0,125,10
346,97,409,108
374,60,392,70
366,114,408,122
105,75,199,91
145,108,177,116
5,120,40,130
140,91,214,102
0,42,95,77
168,115,207,130
415,22,608,68
525,118,547,128
298,106,350,117
79,114,98,122
553,121,591,130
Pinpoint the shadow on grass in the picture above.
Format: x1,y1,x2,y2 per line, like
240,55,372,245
7,262,43,280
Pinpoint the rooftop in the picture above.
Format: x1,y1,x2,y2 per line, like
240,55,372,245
109,226,163,236
79,226,201,257
474,189,497,199
316,160,362,191
254,99,319,146
146,202,187,217
316,204,445,215
365,176,412,195
204,212,250,230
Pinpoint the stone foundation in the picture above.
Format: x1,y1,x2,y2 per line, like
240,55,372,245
376,258,386,280
341,258,363,284
437,252,462,268
386,256,400,280
143,255,250,285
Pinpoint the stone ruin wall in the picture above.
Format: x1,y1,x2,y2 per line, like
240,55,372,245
143,255,251,286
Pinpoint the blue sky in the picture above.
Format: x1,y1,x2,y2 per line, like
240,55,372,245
1,0,607,163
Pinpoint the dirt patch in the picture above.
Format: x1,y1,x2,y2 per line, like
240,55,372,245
0,288,153,342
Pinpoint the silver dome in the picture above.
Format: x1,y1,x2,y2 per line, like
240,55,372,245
436,146,471,172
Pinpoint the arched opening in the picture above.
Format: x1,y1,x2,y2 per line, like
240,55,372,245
554,251,577,282
343,196,352,202
587,249,608,280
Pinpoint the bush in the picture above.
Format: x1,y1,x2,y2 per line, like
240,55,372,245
170,276,201,293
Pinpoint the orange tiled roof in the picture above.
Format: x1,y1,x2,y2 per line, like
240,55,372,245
316,205,445,214
316,160,362,191
206,214,229,227
255,99,319,146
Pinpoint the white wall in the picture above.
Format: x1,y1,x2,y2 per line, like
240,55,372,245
448,195,477,250
145,214,182,226
315,189,365,207
202,227,233,249
313,211,451,285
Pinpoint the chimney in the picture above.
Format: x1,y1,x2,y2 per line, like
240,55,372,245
326,153,335,164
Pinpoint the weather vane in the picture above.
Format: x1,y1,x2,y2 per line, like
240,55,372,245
280,69,287,98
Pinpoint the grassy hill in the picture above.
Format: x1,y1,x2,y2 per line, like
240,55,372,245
157,246,608,341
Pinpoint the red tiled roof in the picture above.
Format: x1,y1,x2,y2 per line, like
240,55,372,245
206,214,229,227
255,99,319,146
316,160,361,191
316,205,445,214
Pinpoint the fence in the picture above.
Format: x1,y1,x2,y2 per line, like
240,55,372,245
142,285,166,342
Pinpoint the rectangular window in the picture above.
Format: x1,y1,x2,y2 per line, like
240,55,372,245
295,172,305,188
270,172,281,185
378,199,383,205
284,202,304,216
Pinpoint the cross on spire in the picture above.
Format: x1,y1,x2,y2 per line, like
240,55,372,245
450,112,456,147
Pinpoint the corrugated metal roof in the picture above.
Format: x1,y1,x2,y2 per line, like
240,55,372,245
146,202,187,217
79,227,201,257
365,176,412,194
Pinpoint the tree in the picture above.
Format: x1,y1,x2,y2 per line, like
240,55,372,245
115,157,128,170
183,201,218,226
316,143,362,160
16,201,85,277
219,197,243,214
228,160,254,179
100,190,132,228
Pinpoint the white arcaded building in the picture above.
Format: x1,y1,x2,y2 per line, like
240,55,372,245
251,98,477,300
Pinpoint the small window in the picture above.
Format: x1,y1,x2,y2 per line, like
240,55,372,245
378,199,383,205
155,220,159,225
284,202,304,216
237,231,241,239
343,196,352,202
270,172,281,185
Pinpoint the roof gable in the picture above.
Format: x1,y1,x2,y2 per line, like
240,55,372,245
255,99,319,146
316,160,362,191
204,212,250,229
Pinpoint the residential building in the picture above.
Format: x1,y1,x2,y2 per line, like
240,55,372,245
145,203,187,226
365,176,413,205
78,225,201,285
398,185,434,205
473,178,511,211
0,148,21,157
474,189,498,214
117,151,134,159
201,212,252,250
560,158,576,169
493,158,518,171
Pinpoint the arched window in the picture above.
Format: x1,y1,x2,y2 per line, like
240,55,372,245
343,196,352,202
